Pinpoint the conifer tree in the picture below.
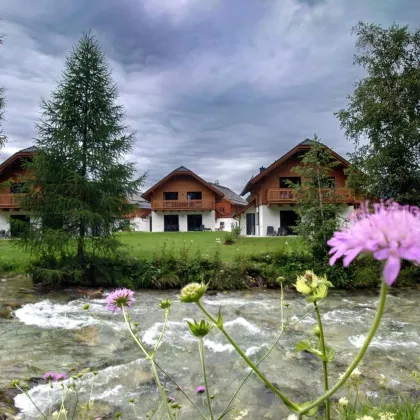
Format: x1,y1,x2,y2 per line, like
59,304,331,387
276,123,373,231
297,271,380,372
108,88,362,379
0,25,6,144
20,32,145,281
290,136,344,258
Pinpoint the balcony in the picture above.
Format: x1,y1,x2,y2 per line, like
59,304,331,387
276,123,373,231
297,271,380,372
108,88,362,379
266,188,359,205
0,193,26,209
152,199,215,211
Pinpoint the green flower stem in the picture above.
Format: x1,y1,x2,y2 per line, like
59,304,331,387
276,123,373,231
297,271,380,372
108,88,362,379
314,302,330,420
15,385,48,420
150,358,176,420
299,281,388,415
122,307,175,420
154,361,209,420
151,308,170,357
196,300,299,412
122,307,150,359
198,337,214,420
88,309,132,341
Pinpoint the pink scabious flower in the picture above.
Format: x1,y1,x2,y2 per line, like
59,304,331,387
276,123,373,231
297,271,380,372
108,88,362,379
328,201,420,286
195,386,206,394
42,371,68,382
106,288,135,312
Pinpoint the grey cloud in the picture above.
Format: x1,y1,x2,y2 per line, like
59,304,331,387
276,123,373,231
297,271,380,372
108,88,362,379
1,0,420,193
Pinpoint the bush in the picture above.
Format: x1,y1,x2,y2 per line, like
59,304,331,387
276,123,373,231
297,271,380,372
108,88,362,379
223,232,235,245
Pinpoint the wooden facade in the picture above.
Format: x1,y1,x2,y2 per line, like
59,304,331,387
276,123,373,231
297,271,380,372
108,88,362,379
242,142,359,207
0,148,34,209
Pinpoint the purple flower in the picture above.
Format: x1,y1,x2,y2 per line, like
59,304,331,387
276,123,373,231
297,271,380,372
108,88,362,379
195,386,206,394
167,396,175,403
42,371,68,382
328,201,420,286
106,288,135,312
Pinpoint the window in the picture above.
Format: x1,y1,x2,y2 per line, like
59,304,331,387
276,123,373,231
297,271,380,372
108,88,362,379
220,222,225,229
10,182,26,193
164,192,178,200
280,177,301,188
326,177,335,188
187,191,202,200
219,207,225,213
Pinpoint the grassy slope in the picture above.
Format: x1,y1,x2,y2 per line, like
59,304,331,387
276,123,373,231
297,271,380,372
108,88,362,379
0,232,304,273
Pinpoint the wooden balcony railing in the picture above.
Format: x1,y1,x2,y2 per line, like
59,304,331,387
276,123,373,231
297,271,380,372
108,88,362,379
0,193,26,208
266,188,359,204
152,200,215,211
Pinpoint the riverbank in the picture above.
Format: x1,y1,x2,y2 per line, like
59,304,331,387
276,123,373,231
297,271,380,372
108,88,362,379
1,232,419,290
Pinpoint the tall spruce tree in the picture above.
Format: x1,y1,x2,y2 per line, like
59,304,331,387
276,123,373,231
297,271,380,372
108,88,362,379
20,32,145,281
337,22,420,205
0,25,6,144
290,136,344,259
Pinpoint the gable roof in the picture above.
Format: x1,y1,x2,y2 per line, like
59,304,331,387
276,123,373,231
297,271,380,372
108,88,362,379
233,197,256,217
209,183,247,206
0,145,37,173
142,166,225,201
240,140,350,195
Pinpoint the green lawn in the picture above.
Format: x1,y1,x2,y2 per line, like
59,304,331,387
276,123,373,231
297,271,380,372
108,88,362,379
0,232,304,272
120,231,304,261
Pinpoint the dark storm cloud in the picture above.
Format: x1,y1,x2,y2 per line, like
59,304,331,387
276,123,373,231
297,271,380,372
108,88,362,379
1,0,420,193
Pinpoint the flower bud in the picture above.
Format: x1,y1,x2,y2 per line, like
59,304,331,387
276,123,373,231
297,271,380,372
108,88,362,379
159,299,172,309
179,283,207,303
187,319,213,337
312,325,321,337
82,303,90,311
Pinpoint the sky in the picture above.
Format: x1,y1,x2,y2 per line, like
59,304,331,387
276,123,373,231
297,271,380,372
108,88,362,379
1,0,419,194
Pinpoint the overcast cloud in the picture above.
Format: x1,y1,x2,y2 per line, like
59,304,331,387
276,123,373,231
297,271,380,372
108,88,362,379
1,0,419,193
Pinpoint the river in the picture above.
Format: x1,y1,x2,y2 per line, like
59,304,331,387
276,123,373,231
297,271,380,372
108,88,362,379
1,276,419,419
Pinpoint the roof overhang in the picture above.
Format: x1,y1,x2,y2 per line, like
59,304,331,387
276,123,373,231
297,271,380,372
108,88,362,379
142,168,225,201
240,143,350,195
233,198,256,218
0,150,36,174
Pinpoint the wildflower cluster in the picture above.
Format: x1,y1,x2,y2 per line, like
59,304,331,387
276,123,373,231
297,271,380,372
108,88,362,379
105,288,135,312
328,201,420,285
179,282,207,303
42,371,68,382
295,270,333,302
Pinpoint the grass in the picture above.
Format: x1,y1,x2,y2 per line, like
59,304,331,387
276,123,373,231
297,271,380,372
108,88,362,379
0,232,305,274
119,231,305,261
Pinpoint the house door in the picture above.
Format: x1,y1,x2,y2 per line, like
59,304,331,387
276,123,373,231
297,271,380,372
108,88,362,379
10,215,30,237
280,211,298,235
149,217,152,232
246,213,256,235
164,215,179,232
187,214,202,231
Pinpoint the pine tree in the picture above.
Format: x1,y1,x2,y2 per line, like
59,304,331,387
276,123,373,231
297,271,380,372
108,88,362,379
0,25,6,144
290,136,344,259
20,32,145,282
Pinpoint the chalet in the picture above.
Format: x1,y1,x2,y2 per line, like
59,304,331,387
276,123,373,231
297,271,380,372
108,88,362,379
0,146,35,236
141,166,247,232
237,140,361,236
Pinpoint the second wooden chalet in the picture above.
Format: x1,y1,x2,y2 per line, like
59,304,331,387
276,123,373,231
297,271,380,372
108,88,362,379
141,166,247,232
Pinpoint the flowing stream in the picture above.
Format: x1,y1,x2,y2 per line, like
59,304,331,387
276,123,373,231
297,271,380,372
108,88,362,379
1,276,419,419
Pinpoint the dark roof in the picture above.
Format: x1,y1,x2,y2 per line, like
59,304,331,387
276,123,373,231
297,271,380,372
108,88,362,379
173,166,191,172
129,194,151,208
298,138,315,146
19,146,38,153
209,183,247,206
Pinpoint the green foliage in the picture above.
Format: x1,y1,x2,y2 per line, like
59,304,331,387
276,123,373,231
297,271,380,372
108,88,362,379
290,135,345,259
224,232,235,245
18,32,145,283
231,225,241,239
337,22,420,205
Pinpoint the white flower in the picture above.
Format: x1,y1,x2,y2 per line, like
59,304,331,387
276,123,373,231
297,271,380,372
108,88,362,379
352,368,362,377
356,417,374,420
338,397,349,407
379,413,395,420
286,415,298,420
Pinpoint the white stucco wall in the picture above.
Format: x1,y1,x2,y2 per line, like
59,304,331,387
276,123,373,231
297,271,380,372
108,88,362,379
0,211,32,232
151,210,215,232
215,217,239,231
239,204,258,236
338,205,356,227
131,216,151,232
